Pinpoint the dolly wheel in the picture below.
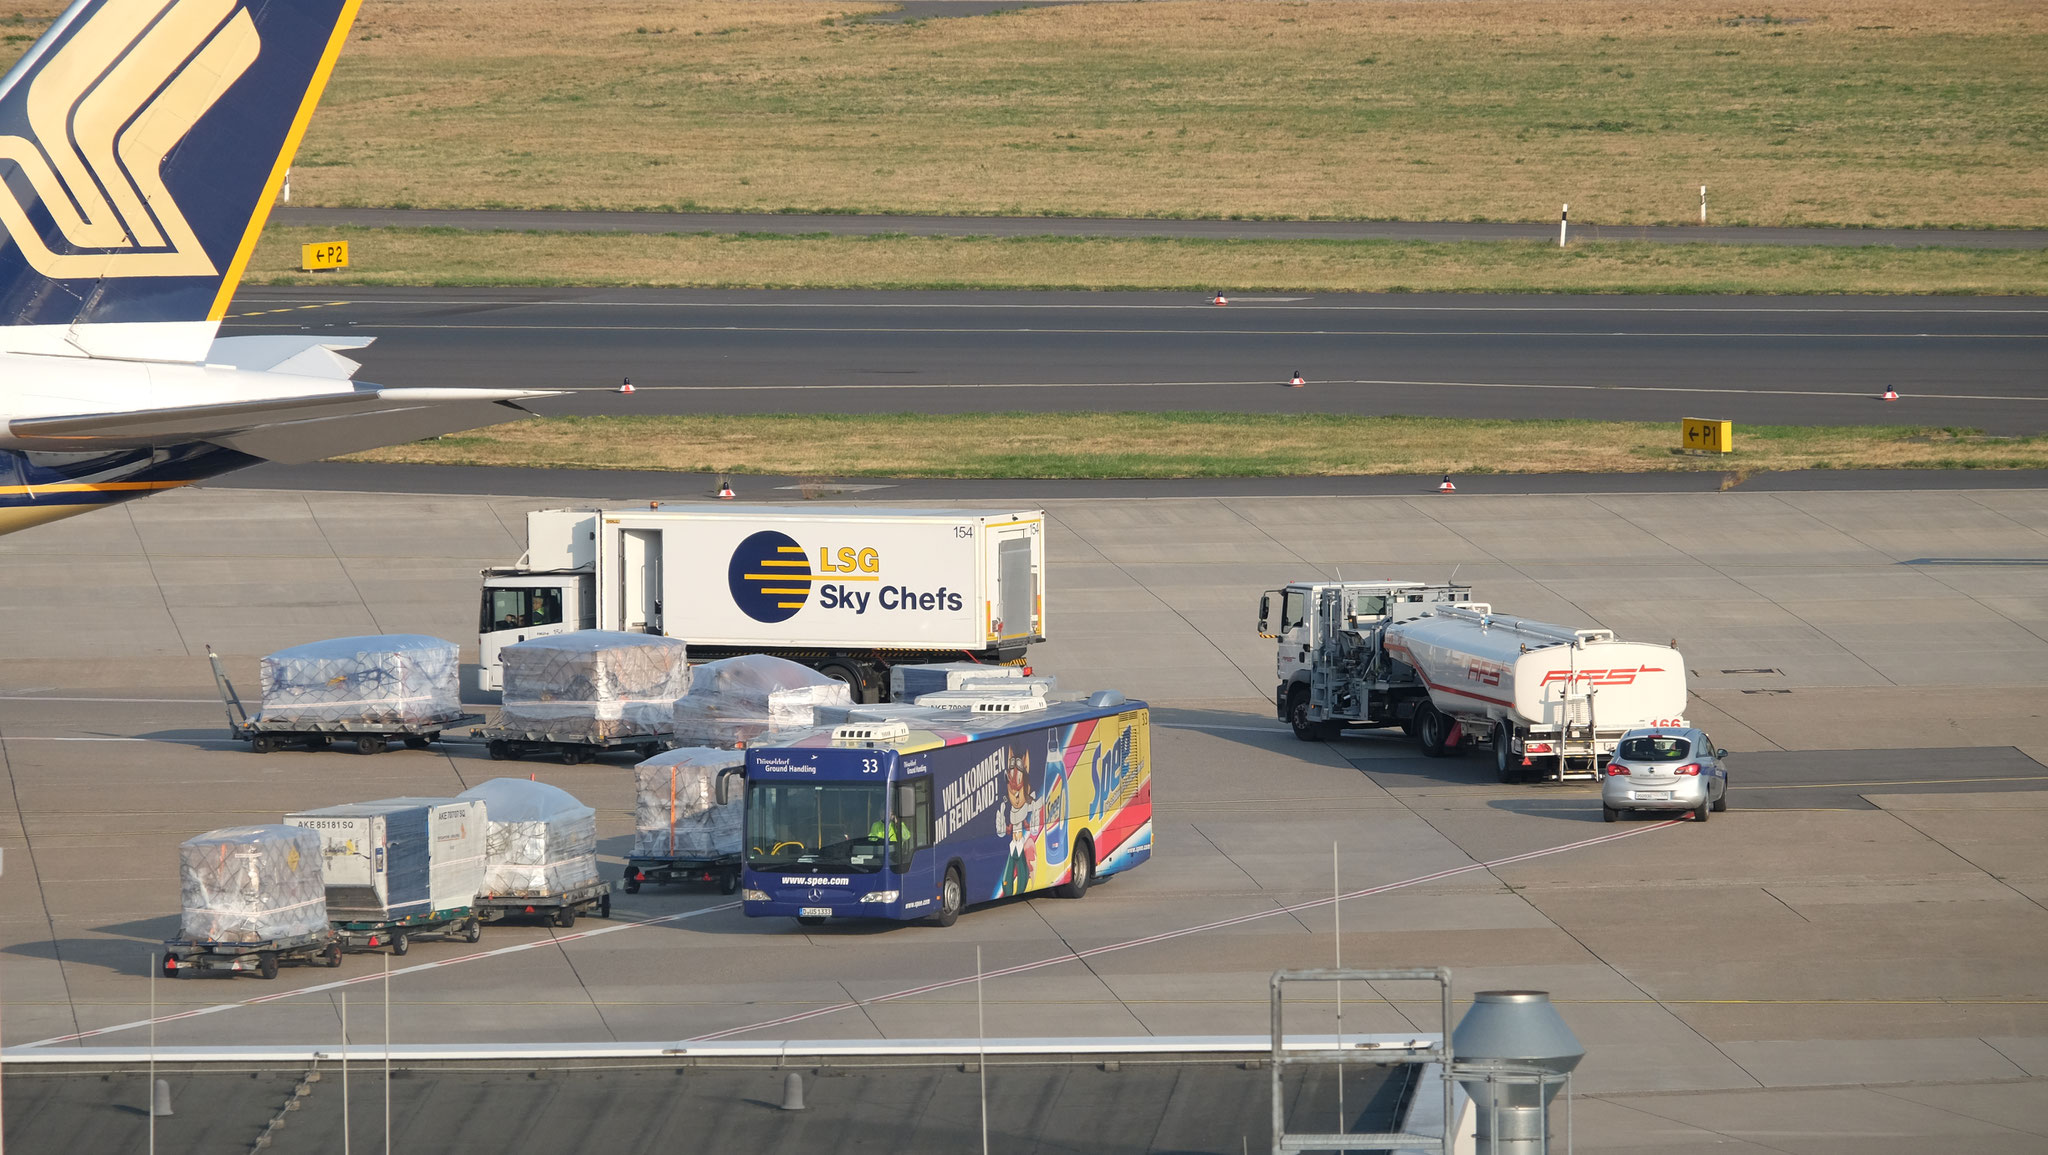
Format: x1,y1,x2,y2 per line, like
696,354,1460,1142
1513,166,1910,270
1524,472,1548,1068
390,932,409,956
323,942,343,968
257,951,279,980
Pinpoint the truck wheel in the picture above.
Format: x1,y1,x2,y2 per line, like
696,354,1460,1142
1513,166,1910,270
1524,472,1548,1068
390,932,409,956
487,740,510,761
257,951,279,980
356,734,387,756
719,870,739,896
323,942,343,968
1493,722,1518,783
1417,705,1450,758
249,734,279,754
1055,840,1093,900
562,746,594,765
624,876,641,894
817,659,867,705
932,867,964,928
554,906,577,928
1286,686,1320,743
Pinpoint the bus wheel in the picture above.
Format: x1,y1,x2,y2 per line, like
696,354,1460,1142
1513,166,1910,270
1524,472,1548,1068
933,868,964,928
817,659,866,704
1055,841,1093,900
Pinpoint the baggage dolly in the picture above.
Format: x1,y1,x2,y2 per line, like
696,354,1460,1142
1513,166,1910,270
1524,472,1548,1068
476,725,676,765
331,908,482,956
475,880,613,928
209,647,482,754
162,929,341,980
623,854,741,895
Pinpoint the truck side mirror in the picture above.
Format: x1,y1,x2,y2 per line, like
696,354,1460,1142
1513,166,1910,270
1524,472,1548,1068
716,767,744,806
1257,593,1273,638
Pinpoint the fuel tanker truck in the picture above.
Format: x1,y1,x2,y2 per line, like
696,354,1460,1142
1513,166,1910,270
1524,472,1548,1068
1383,604,1689,782
1260,581,1687,782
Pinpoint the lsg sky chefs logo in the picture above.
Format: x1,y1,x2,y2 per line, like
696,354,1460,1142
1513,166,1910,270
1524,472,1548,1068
727,530,965,624
729,531,813,623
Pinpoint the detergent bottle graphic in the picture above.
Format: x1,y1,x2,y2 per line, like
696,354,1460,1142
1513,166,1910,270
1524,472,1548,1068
1042,744,1069,867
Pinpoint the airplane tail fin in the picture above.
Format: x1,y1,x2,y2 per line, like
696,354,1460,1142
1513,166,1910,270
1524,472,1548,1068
0,0,361,362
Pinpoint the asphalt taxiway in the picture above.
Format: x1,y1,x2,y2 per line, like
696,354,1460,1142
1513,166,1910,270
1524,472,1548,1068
1,481,2044,1152
221,288,2048,434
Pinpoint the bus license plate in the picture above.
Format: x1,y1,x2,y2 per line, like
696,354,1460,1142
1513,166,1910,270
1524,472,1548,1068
800,907,831,919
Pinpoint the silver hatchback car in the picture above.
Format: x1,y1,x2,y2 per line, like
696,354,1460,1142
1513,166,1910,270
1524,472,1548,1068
1602,727,1728,822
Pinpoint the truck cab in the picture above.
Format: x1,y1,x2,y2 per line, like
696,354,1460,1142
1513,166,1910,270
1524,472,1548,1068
477,571,594,692
1258,580,1472,740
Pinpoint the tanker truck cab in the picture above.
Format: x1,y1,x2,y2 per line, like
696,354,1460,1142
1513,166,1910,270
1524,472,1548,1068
1259,581,1473,741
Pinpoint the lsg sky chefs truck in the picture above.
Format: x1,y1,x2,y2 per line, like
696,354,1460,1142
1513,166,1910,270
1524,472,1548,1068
1260,581,1688,781
480,507,1047,702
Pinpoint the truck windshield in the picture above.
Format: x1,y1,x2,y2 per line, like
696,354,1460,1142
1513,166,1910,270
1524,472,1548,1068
745,781,889,874
480,587,563,633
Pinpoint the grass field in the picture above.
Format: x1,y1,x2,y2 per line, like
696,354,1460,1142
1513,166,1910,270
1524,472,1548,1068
299,0,2048,228
8,0,2039,229
249,226,2048,294
343,413,2048,477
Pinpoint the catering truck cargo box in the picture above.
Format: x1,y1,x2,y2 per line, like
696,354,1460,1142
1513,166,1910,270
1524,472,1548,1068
480,506,1046,703
285,798,487,921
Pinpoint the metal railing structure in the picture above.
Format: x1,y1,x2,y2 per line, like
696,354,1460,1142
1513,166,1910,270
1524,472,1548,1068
1269,967,1454,1155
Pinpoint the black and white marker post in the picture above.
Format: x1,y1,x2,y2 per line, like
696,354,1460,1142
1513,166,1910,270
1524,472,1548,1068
1700,185,1708,224
1559,203,1569,248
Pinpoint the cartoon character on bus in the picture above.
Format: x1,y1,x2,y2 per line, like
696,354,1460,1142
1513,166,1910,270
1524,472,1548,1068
995,743,1040,897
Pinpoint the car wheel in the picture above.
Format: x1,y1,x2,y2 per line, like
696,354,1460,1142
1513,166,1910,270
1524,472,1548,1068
1055,840,1093,900
1712,778,1728,812
1602,805,1619,823
1417,705,1448,758
1692,797,1710,822
933,867,964,928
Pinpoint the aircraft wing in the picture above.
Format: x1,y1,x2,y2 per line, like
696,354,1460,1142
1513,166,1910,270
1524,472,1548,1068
6,387,560,463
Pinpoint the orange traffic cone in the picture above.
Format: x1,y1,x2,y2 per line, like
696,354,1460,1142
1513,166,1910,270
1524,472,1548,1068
619,378,635,394
1882,387,1899,401
1437,474,1457,494
1212,293,1228,306
1288,371,1305,388
716,479,736,499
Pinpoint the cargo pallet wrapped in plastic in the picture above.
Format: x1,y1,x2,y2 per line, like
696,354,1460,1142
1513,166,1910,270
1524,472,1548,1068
888,661,1027,702
671,654,852,748
633,747,745,862
255,634,463,727
499,631,689,742
458,778,601,898
178,825,329,943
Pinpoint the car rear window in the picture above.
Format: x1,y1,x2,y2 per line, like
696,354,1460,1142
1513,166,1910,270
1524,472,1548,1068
1619,735,1691,762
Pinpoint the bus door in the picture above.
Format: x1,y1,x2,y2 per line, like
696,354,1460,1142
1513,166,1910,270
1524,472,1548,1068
893,774,938,916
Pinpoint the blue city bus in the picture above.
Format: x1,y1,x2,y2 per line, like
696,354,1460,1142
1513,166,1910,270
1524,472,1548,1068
738,692,1152,927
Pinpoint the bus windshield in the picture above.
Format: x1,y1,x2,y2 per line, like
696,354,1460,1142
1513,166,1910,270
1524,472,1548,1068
745,781,890,874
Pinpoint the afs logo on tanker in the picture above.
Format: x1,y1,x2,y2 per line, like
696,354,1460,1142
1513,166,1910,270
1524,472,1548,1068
728,531,965,625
